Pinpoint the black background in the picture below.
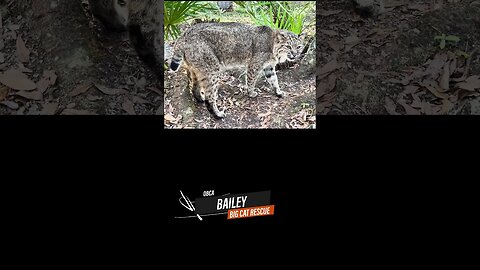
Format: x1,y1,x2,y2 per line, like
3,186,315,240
1,115,478,264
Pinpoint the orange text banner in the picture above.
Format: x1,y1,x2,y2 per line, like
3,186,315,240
227,205,275,219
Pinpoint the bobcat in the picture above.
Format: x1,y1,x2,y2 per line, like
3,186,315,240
350,0,385,17
88,0,162,72
169,22,303,119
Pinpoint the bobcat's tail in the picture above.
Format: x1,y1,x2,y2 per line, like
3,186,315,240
169,52,183,72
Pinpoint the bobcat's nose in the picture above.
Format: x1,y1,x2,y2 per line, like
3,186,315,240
287,52,296,60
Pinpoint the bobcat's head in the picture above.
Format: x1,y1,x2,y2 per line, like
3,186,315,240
275,30,304,63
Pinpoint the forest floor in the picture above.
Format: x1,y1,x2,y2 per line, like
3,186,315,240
318,0,480,115
164,60,316,129
0,0,163,115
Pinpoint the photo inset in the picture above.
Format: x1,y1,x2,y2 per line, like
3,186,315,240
164,1,316,128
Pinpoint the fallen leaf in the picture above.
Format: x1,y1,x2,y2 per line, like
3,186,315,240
408,4,429,11
345,35,360,45
70,82,93,96
327,40,343,52
43,70,57,85
317,73,337,98
440,99,455,114
94,83,128,95
410,98,423,109
0,52,4,63
40,102,58,115
318,59,338,76
397,96,421,115
147,87,163,96
16,36,30,63
36,77,50,93
320,29,338,37
132,96,150,104
402,85,419,95
419,80,449,99
456,75,480,91
458,89,480,100
17,63,32,73
385,97,399,115
0,69,36,90
165,114,176,122
9,24,20,31
61,109,97,115
0,86,7,101
15,90,43,100
344,35,361,51
421,101,433,115
122,98,136,115
439,60,450,91
423,53,448,79
0,100,19,110
258,111,272,118
86,94,102,101
449,56,457,76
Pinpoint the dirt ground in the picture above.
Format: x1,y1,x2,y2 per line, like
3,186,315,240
164,60,316,128
318,0,480,115
0,1,163,115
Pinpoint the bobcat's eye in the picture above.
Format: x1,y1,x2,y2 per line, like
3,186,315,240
118,0,127,6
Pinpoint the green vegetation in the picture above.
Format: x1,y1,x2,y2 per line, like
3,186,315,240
237,1,315,35
164,1,216,40
164,1,316,40
434,34,460,49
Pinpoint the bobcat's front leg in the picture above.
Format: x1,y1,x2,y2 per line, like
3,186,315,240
264,65,283,97
245,67,259,98
246,60,271,98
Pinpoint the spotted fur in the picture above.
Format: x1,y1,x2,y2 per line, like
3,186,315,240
170,22,303,119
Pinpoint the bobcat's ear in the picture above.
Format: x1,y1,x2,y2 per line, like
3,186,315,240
298,32,307,40
276,30,289,43
275,30,285,43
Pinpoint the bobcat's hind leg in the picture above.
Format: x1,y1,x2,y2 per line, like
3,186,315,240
199,75,224,119
245,63,264,98
184,42,224,118
187,69,205,102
